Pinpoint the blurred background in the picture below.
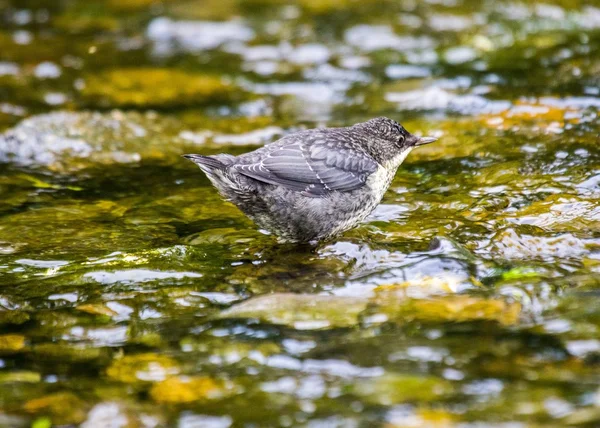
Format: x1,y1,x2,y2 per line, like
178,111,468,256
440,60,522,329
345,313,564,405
0,0,599,426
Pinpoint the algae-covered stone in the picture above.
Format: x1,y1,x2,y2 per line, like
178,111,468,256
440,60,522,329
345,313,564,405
508,196,600,233
386,407,457,428
185,227,262,246
0,334,26,353
352,374,452,405
0,310,30,326
224,253,350,294
53,12,119,33
149,376,228,403
245,0,380,14
180,336,281,364
0,111,178,171
81,69,236,108
106,353,180,383
372,295,521,326
166,0,240,19
31,343,105,363
81,401,164,428
373,274,474,300
107,0,170,11
76,303,119,317
220,293,368,329
24,392,88,425
0,371,41,384
300,0,380,13
488,227,590,260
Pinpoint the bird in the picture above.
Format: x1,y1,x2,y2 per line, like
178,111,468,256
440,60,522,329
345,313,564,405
184,117,437,244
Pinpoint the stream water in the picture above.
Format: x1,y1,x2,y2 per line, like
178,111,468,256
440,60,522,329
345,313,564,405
0,0,599,426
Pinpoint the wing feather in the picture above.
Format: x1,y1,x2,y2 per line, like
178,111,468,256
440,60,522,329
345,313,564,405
233,133,379,197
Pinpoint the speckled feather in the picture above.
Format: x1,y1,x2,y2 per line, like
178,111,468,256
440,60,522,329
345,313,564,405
185,117,434,243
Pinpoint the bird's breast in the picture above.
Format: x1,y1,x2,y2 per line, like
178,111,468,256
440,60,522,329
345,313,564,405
366,149,412,198
366,165,395,198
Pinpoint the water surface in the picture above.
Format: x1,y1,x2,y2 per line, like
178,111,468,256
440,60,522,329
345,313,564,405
0,0,599,426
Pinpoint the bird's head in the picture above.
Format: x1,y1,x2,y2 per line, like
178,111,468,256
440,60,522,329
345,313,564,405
358,117,437,152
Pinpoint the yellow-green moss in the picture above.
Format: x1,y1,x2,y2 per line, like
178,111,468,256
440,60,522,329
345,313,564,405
150,376,225,403
106,353,180,383
81,69,236,108
24,393,88,425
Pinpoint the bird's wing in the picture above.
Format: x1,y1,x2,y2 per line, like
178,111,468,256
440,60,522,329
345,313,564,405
233,134,379,197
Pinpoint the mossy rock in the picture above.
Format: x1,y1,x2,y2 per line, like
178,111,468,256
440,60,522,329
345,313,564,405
387,407,457,427
150,376,229,403
166,0,240,19
372,295,521,326
81,69,237,109
23,392,88,425
53,12,119,33
31,343,105,362
488,227,589,260
0,310,31,326
0,334,26,353
107,0,170,11
219,293,368,329
373,275,467,299
180,336,281,361
244,0,381,14
106,353,180,384
351,374,453,405
0,111,181,172
300,0,379,13
76,303,119,317
0,371,41,384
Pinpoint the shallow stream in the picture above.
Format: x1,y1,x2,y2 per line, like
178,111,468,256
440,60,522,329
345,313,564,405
0,0,599,426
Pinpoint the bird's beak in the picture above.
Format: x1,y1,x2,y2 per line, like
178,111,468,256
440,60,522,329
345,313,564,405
415,136,437,146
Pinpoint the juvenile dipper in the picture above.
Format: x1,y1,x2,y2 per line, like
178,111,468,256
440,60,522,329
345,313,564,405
184,117,436,243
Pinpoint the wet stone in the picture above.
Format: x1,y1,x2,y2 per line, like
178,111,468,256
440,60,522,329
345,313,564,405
81,68,238,109
219,293,368,329
0,111,179,171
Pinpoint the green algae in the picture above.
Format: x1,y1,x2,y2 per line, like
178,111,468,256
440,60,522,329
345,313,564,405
351,374,453,404
106,353,180,384
23,392,88,426
220,293,369,329
81,69,238,109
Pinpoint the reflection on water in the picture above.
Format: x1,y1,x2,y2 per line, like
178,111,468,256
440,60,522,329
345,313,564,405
1,0,600,426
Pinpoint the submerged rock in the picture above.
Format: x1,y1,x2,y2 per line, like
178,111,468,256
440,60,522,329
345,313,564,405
106,353,180,384
150,376,233,403
0,334,26,353
0,111,286,171
23,392,88,425
81,68,236,108
509,196,600,232
220,294,368,329
220,291,521,329
345,25,435,52
371,294,521,326
487,227,591,260
351,374,453,404
385,86,511,115
147,17,255,55
0,111,176,171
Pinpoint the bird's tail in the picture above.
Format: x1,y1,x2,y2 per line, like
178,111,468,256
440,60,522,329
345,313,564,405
182,154,227,172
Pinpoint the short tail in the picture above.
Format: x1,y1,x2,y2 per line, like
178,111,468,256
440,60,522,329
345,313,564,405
182,154,227,171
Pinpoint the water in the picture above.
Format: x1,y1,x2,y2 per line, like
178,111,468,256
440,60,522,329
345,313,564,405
0,0,599,426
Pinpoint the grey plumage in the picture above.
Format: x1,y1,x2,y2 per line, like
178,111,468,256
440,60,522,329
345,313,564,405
184,117,436,243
